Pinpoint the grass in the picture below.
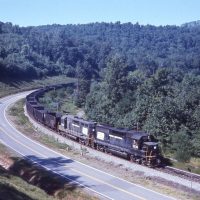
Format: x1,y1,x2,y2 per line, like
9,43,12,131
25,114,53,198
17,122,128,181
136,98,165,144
0,167,55,200
7,99,200,200
171,158,200,174
38,86,81,115
0,75,76,98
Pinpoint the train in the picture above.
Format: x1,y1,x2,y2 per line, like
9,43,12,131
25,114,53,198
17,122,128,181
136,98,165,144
26,84,161,167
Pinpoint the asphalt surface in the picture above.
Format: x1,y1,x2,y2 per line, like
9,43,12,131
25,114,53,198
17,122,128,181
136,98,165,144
0,91,176,200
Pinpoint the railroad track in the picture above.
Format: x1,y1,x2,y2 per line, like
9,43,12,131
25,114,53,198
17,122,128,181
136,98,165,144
158,166,200,183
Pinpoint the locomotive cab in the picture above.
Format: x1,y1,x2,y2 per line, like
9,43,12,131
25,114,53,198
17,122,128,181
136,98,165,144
60,115,68,129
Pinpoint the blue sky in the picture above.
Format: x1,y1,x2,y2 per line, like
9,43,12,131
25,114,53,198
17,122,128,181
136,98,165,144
0,0,200,26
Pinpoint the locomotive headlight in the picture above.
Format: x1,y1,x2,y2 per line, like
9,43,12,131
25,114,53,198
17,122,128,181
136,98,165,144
154,146,157,149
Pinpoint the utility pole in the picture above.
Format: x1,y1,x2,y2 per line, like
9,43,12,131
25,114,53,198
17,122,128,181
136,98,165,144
188,168,192,192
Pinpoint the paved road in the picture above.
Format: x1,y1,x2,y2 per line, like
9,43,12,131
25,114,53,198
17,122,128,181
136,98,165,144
0,92,175,200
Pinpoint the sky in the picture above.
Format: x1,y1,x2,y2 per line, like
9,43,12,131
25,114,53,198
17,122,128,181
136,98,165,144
0,0,200,27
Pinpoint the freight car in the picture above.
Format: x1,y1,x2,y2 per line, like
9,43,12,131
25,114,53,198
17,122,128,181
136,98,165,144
34,107,45,124
26,101,37,116
44,112,61,130
26,85,161,167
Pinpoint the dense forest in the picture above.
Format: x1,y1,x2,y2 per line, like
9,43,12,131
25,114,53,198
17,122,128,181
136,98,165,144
1,21,200,161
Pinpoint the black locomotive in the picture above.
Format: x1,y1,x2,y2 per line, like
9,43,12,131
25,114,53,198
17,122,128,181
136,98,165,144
26,85,161,167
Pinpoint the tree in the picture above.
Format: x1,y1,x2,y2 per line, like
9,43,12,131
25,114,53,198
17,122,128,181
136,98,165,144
74,61,91,107
103,55,131,103
173,127,192,162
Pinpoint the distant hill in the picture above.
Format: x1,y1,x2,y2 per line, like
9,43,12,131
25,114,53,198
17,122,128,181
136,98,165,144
182,20,200,27
1,20,200,83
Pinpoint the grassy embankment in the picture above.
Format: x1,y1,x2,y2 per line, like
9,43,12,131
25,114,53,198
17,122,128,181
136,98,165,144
171,157,200,174
163,153,200,175
7,99,200,200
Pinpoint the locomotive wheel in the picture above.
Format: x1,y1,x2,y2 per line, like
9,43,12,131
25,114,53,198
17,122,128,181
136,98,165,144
105,148,111,155
96,144,101,151
141,159,147,165
91,143,95,149
130,155,135,162
86,139,90,146
136,159,142,164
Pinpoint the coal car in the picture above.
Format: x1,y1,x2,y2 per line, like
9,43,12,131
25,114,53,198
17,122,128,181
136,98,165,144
34,107,46,124
44,112,61,131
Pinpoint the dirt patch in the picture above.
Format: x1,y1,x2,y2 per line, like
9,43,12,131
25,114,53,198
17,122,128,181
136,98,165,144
0,152,14,170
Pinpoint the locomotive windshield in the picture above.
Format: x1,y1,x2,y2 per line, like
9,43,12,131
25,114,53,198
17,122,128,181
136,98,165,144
143,142,159,153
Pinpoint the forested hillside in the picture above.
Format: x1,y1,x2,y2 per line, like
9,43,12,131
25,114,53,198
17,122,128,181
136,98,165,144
1,21,200,80
1,21,200,161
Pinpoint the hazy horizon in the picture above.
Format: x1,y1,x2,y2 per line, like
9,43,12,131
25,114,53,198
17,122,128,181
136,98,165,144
0,0,200,27
1,19,199,28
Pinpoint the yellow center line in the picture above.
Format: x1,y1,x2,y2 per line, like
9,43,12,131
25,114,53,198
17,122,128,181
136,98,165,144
0,127,47,158
0,127,146,200
71,168,146,200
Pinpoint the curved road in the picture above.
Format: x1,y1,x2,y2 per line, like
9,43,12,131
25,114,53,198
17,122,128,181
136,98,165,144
0,91,175,200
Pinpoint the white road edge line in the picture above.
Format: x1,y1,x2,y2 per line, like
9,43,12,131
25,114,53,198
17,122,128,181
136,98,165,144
0,139,6,145
0,133,113,200
4,92,176,200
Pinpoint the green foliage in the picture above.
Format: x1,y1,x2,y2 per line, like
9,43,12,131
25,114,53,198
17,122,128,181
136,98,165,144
85,56,133,126
173,128,192,162
192,133,200,157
